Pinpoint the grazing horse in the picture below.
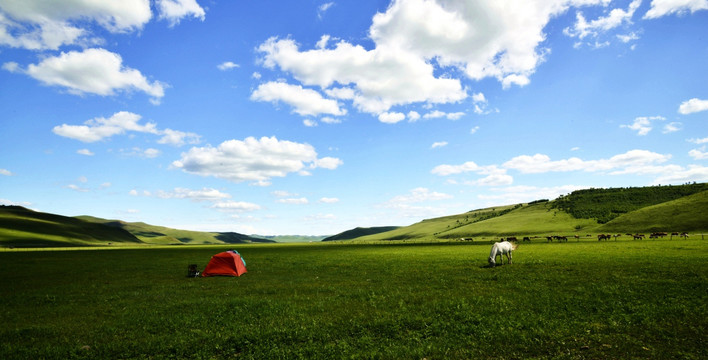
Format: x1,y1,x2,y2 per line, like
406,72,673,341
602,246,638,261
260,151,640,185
598,234,611,241
488,241,516,266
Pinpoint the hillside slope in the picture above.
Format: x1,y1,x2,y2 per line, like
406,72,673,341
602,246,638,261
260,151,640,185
78,216,274,245
322,226,400,241
0,206,142,247
353,184,708,242
598,190,708,233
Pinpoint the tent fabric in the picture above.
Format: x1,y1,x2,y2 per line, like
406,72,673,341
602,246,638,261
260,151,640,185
201,250,247,277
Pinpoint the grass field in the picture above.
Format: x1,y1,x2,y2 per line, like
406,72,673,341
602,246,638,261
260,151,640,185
1,239,706,359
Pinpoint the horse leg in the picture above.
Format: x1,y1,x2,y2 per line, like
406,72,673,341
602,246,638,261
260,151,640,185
507,251,512,264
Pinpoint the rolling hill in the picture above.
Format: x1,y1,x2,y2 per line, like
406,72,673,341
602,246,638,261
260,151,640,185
2,184,707,247
321,226,400,241
336,184,708,242
0,206,273,248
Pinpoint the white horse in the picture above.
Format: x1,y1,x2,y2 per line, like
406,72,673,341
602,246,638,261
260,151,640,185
488,241,516,266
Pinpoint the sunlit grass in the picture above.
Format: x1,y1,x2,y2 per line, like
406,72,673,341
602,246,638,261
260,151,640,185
1,239,706,359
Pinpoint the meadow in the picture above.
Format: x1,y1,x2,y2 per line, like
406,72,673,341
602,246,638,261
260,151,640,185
1,238,706,359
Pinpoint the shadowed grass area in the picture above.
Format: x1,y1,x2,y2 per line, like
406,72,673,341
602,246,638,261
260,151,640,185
1,240,706,359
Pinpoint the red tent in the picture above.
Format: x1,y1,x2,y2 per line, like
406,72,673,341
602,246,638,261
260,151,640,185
202,250,247,277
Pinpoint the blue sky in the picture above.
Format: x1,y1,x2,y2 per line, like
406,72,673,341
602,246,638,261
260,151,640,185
1,0,707,236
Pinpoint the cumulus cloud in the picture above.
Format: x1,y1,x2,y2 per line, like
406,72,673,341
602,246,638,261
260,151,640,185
211,200,262,212
251,81,346,117
53,111,198,146
378,111,406,124
477,185,589,205
319,197,339,203
621,116,665,136
502,149,672,174
76,149,94,156
157,187,231,202
53,111,156,143
644,0,708,19
217,61,239,71
172,136,341,184
16,48,166,103
678,98,708,114
564,0,641,42
431,141,448,149
432,161,513,186
278,197,309,205
0,168,12,176
156,0,206,26
651,165,708,184
689,147,708,160
257,36,466,116
0,0,151,50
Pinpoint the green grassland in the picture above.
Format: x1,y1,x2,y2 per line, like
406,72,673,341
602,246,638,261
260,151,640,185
1,240,706,359
2,184,707,248
354,188,708,242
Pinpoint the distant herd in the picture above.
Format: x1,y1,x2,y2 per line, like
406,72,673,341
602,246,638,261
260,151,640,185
463,231,691,244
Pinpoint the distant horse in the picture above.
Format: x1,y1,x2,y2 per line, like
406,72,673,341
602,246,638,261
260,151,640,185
488,241,516,266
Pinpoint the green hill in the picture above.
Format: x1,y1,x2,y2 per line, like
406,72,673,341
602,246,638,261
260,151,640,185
352,185,708,242
77,216,273,245
0,206,142,247
322,226,400,241
598,190,708,233
0,207,274,248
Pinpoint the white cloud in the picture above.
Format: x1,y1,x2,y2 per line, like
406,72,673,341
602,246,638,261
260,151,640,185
313,157,343,170
0,168,12,176
644,0,708,19
431,141,448,149
651,165,708,184
257,36,466,115
53,111,156,143
387,187,452,204
251,81,346,117
318,2,335,19
689,147,708,160
76,149,94,156
319,197,339,203
663,122,682,133
217,61,239,71
157,128,201,146
678,98,708,114
378,111,406,124
621,116,665,136
321,117,341,124
19,48,166,103
303,119,318,127
432,161,480,176
502,149,672,174
211,201,261,212
157,187,231,202
407,111,421,121
0,0,151,50
688,137,708,144
172,136,341,184
422,110,465,120
564,0,641,41
477,185,589,205
156,0,206,26
470,126,480,134
278,197,309,205
53,111,199,146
